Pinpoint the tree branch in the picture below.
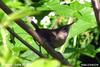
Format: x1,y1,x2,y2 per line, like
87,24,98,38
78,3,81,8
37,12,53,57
91,0,100,29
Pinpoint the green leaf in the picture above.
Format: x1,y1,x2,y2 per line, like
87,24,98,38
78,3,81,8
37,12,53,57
82,44,96,57
68,18,96,39
25,59,60,67
20,50,38,62
7,1,23,8
0,11,5,21
37,1,73,17
1,7,50,27
70,1,85,11
96,48,100,53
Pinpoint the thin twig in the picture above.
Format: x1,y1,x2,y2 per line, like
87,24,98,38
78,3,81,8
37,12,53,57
6,26,46,58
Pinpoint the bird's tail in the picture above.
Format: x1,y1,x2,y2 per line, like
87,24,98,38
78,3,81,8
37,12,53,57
67,22,75,26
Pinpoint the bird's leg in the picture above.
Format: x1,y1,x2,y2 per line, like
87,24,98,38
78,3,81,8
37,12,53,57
35,41,42,53
9,27,16,45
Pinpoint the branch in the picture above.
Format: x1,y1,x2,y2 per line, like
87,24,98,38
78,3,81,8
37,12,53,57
91,0,100,29
6,26,46,58
0,0,70,65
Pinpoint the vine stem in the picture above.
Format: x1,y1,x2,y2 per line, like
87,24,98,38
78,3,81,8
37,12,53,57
0,27,7,46
73,35,77,47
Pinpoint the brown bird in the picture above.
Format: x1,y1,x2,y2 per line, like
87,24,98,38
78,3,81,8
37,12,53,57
31,21,74,48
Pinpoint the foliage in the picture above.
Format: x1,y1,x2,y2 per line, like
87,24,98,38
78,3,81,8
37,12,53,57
0,0,100,67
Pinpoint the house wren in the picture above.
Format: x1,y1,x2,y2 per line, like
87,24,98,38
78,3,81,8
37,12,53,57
31,21,74,48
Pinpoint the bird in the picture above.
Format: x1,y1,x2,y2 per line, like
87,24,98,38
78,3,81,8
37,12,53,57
31,21,74,48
